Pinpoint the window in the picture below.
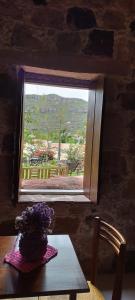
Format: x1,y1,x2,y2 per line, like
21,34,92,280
21,82,89,193
12,66,104,203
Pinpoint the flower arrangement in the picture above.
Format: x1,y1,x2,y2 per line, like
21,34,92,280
15,202,54,234
15,202,54,261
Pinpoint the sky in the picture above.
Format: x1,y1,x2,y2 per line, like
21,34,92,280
25,83,89,102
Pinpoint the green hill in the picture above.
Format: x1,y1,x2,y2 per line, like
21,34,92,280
24,94,88,141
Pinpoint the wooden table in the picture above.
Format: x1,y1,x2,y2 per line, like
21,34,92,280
0,235,89,300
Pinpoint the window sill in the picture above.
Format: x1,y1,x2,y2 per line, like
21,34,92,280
19,189,84,195
19,194,90,203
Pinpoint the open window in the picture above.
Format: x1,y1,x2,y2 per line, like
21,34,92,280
12,66,104,204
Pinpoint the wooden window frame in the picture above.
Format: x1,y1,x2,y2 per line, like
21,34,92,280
12,66,104,204
84,77,104,203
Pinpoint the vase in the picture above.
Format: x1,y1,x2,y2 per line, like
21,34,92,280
19,232,48,261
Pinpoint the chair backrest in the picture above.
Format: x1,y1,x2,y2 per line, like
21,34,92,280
90,216,126,300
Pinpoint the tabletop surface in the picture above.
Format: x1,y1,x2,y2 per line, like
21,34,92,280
0,234,89,298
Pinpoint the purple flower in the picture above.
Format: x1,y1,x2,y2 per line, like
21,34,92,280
15,202,54,234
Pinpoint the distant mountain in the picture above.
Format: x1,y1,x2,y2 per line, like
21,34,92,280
24,94,88,136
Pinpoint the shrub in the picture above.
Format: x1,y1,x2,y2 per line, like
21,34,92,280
32,149,55,161
66,144,84,162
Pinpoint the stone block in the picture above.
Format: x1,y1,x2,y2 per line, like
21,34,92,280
129,40,135,63
0,156,12,197
0,74,16,99
69,203,90,216
102,9,126,30
118,202,135,220
101,150,127,183
33,0,48,5
0,220,16,235
55,217,80,234
102,112,125,149
131,73,135,84
56,32,81,53
104,77,118,103
67,6,96,30
83,29,114,57
125,250,135,272
0,156,12,178
126,81,135,91
0,1,21,19
122,177,135,199
120,92,135,110
110,173,123,184
53,202,70,217
115,36,129,62
130,20,135,32
128,118,135,136
2,134,14,153
79,257,91,278
0,136,3,152
32,8,64,30
11,24,43,49
132,158,135,172
0,102,15,134
128,139,135,155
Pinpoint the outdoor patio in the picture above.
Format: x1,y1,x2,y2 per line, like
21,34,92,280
22,175,83,190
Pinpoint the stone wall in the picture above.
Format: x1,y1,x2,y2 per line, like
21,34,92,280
0,0,135,276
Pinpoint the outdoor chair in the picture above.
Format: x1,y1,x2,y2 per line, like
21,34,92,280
67,160,80,175
77,216,126,300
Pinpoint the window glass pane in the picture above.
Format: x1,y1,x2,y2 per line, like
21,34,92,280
20,83,89,192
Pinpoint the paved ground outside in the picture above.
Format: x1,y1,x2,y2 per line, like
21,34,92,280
22,175,83,190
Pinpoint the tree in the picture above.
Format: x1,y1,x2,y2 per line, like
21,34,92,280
24,93,88,160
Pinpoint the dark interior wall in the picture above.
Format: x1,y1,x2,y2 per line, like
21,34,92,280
0,0,135,275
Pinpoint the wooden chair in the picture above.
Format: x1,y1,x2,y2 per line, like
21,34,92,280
77,216,126,300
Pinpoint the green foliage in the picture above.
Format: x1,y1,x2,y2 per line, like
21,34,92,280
22,159,57,168
23,143,36,159
66,144,84,162
24,94,87,144
24,128,35,144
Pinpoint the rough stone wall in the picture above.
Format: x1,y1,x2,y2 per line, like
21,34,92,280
0,0,135,275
